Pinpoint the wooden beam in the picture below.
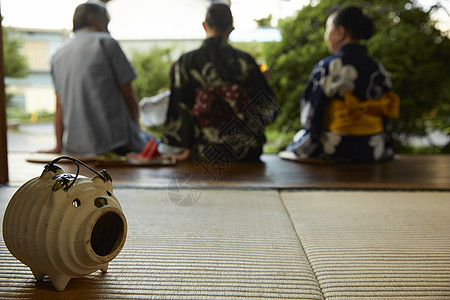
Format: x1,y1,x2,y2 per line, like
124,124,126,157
0,8,9,185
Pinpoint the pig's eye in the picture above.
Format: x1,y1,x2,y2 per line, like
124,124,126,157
94,197,108,208
106,190,112,196
72,199,81,208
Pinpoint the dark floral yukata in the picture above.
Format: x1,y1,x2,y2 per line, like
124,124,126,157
286,44,399,163
162,37,278,162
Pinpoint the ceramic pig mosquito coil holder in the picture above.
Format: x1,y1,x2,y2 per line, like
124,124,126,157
2,156,127,291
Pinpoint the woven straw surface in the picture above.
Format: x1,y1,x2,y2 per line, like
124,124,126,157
2,187,450,299
282,191,450,299
1,188,322,299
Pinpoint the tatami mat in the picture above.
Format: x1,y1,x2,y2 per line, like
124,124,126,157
282,191,450,299
0,188,322,299
2,187,450,299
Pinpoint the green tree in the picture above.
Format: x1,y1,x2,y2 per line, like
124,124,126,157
3,26,28,78
232,41,264,61
265,0,450,142
131,47,172,101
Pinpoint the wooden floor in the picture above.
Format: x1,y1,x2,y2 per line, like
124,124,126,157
6,153,450,190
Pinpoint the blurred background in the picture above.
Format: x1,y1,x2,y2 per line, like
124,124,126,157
2,0,449,153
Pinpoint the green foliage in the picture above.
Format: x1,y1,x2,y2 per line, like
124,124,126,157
366,1,450,138
231,41,265,61
142,124,164,139
393,140,450,154
6,107,53,123
131,47,172,101
265,4,327,132
265,0,450,139
3,26,28,78
263,127,298,153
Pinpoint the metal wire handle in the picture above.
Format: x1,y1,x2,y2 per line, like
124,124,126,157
47,156,107,191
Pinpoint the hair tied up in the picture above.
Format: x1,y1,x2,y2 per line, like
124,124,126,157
358,11,374,40
332,6,374,40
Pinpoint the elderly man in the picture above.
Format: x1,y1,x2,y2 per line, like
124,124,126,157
48,2,148,156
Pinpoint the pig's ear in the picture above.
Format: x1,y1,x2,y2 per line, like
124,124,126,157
41,163,64,180
93,169,113,191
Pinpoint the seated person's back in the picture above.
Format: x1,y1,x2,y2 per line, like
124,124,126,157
160,3,278,162
280,5,399,163
48,2,148,156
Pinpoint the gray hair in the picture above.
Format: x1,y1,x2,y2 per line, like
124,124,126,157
72,2,109,32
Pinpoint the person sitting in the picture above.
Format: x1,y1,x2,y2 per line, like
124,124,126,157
279,5,399,163
46,2,150,156
159,3,278,162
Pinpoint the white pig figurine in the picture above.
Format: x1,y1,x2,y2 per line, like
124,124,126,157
2,158,127,291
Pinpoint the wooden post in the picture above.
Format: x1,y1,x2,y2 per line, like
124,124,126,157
0,8,9,185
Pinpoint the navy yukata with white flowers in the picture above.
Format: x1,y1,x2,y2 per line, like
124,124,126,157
287,44,398,163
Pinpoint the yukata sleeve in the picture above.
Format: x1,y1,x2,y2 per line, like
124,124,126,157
162,59,197,148
300,62,329,141
372,60,396,131
286,63,328,157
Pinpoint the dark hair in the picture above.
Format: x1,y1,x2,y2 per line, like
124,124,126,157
73,3,108,32
205,3,233,32
329,6,373,40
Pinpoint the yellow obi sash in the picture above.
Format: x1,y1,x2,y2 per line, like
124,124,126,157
325,91,400,136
